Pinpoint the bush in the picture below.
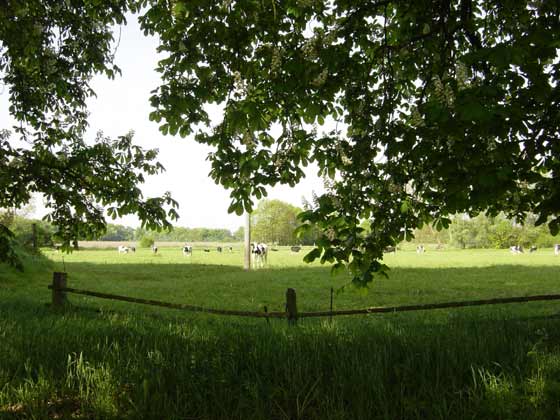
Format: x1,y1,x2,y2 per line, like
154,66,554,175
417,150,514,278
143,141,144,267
139,236,154,248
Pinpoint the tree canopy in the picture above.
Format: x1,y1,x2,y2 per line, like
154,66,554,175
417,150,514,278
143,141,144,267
2,1,559,283
251,199,300,245
142,0,559,283
0,0,178,267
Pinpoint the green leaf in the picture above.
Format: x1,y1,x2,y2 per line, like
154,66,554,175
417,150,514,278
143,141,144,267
303,247,321,263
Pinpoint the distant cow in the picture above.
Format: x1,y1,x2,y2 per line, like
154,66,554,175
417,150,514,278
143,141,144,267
555,244,560,256
290,246,301,253
183,245,192,256
118,245,129,254
217,246,223,253
204,248,211,253
152,245,158,254
529,246,537,253
510,245,524,254
228,246,233,252
416,245,425,254
251,242,268,268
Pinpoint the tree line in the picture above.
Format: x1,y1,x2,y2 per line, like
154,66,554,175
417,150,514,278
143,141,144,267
2,202,557,254
413,214,558,249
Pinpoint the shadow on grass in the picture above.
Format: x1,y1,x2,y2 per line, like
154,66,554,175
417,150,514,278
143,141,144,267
2,287,560,419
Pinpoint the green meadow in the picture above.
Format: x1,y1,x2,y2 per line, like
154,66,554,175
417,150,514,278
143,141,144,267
1,246,560,419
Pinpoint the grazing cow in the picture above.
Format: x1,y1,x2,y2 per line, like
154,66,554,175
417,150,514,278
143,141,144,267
384,246,396,254
118,245,129,254
183,245,193,256
271,247,279,251
228,246,233,252
217,246,223,253
529,246,537,253
290,246,301,253
510,245,524,254
555,244,560,256
251,242,268,268
204,248,210,253
416,245,425,254
152,245,158,254
130,246,136,253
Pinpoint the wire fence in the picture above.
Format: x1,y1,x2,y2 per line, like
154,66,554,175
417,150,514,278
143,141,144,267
49,272,560,323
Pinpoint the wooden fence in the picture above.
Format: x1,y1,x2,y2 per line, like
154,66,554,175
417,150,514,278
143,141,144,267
49,272,560,324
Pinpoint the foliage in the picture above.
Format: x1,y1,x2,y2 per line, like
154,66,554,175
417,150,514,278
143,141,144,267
413,213,559,249
0,1,178,269
3,1,559,283
134,226,236,242
251,199,301,245
140,0,560,284
138,236,154,248
9,216,56,249
97,224,135,241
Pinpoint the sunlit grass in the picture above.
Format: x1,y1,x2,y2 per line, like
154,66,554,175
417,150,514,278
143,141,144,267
1,246,560,419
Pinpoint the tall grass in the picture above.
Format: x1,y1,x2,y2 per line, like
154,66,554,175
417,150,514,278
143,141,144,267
1,248,560,419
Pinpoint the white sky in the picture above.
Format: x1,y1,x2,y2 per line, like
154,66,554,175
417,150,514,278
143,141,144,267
1,15,325,232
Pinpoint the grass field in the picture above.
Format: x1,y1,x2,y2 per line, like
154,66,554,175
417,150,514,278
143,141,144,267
1,246,560,419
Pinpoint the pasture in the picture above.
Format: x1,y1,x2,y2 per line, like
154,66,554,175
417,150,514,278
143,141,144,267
1,246,560,419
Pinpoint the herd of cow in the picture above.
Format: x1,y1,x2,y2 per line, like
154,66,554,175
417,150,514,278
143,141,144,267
117,243,560,262
511,244,560,255
116,242,272,267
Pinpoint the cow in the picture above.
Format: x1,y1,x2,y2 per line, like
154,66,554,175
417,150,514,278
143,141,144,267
290,246,301,253
384,246,396,254
130,246,136,253
416,245,425,254
217,246,223,253
118,245,129,254
510,245,524,254
529,245,537,253
182,245,193,256
204,248,211,253
555,244,560,256
152,245,158,254
251,242,268,268
228,246,233,252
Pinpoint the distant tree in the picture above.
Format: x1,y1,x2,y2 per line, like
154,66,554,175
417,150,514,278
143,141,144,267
9,216,55,248
233,226,244,242
98,224,135,241
139,236,154,248
252,200,300,245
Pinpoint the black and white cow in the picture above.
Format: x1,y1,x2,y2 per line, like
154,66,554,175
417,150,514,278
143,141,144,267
416,245,425,254
529,245,537,253
118,245,129,254
384,246,396,254
217,246,223,253
183,245,193,256
152,245,158,254
228,246,233,252
290,246,301,253
510,245,524,254
251,242,268,268
555,244,560,256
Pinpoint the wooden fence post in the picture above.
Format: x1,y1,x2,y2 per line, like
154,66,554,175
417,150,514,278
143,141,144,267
52,272,68,307
31,223,37,252
286,288,297,325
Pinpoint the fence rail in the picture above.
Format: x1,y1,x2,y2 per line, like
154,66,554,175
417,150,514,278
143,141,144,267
49,272,560,323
